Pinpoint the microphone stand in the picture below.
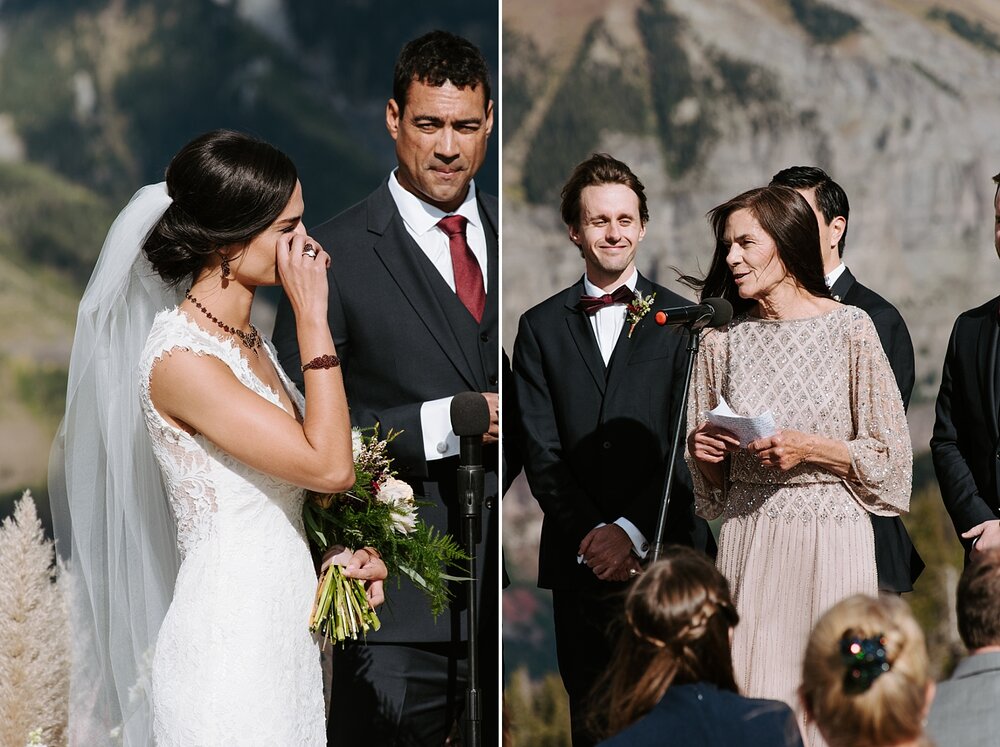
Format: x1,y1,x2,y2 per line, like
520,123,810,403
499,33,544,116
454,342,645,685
651,319,705,563
458,443,485,747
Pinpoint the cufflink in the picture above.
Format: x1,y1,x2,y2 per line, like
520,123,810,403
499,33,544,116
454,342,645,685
436,442,449,454
641,542,649,552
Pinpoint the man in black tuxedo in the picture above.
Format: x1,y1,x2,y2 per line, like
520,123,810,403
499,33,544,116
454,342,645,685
512,154,709,747
273,31,498,746
771,166,923,593
931,170,1000,562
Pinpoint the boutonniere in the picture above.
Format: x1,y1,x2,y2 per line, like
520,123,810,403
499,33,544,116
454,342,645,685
626,291,656,338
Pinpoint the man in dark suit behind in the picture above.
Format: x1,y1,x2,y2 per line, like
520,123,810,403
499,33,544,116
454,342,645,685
512,154,710,746
931,170,1000,560
273,31,498,746
770,166,923,593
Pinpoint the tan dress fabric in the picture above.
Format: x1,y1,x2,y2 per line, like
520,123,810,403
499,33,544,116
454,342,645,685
686,306,911,745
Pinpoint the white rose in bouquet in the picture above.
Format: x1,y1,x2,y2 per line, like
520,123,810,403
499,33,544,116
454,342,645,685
377,477,417,534
351,428,364,460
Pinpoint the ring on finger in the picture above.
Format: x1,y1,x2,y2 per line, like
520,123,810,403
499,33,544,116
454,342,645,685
302,243,318,259
628,568,638,577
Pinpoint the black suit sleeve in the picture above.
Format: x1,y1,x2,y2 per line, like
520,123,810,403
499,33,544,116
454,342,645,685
501,349,522,497
931,318,998,547
512,313,604,545
868,305,915,410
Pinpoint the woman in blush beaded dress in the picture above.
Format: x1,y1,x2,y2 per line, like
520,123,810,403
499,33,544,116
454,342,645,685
51,130,387,746
683,186,911,745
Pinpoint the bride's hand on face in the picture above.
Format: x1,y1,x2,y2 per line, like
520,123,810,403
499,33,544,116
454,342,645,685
275,232,329,320
341,547,388,609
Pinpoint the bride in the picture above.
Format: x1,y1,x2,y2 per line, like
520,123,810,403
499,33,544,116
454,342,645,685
50,129,386,745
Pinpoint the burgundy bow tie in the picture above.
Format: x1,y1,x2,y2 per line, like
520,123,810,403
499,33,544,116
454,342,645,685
577,285,635,315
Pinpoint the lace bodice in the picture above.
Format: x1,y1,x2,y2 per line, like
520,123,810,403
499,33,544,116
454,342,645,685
139,308,325,745
138,308,306,561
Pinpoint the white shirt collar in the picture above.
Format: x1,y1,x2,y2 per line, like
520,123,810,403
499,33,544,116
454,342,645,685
825,262,847,288
387,169,481,235
583,268,639,298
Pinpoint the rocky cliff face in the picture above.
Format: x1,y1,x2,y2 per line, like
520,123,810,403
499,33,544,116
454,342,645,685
503,0,1000,408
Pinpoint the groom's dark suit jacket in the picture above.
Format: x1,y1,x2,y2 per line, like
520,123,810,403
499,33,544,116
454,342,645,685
831,268,924,591
931,295,1000,561
512,274,708,592
273,181,498,642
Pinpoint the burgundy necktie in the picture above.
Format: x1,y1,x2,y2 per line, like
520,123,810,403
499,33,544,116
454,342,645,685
577,285,635,315
438,215,485,323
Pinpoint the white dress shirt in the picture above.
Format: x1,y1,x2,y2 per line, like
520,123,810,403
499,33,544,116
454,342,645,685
824,262,847,291
386,171,489,461
577,269,649,560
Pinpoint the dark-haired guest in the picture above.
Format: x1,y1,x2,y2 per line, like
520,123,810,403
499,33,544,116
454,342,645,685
595,547,803,747
801,595,934,747
273,29,499,745
684,186,911,739
770,166,922,595
931,172,1000,562
927,548,1000,746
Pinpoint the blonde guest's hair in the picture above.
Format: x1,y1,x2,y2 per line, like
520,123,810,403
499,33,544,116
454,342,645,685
800,595,931,747
592,547,739,738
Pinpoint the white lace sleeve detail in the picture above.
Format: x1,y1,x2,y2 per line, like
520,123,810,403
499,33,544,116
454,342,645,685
137,309,283,560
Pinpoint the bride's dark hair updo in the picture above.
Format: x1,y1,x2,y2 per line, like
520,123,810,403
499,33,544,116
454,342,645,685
143,129,298,286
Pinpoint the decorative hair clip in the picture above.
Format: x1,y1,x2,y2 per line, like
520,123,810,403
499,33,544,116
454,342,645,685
839,633,891,694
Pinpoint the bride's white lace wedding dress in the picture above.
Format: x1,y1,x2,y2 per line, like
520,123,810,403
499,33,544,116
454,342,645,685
138,308,325,746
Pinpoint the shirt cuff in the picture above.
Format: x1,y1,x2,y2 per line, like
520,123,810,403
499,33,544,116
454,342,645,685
614,517,650,559
575,519,650,563
420,396,458,461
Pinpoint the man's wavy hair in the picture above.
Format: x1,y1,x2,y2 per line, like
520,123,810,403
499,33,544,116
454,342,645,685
393,30,491,113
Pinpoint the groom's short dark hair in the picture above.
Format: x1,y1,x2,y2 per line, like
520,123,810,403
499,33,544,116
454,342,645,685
393,30,491,113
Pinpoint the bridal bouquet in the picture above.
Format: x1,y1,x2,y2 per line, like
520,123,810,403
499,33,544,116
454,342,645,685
303,427,467,645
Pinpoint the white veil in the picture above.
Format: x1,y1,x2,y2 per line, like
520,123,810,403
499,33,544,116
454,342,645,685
49,183,183,746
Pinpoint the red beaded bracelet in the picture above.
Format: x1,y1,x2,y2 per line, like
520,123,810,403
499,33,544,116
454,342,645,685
301,354,341,372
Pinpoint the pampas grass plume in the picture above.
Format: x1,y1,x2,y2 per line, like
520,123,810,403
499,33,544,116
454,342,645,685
0,491,69,747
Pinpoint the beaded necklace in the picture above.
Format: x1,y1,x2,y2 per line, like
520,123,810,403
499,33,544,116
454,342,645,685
185,291,261,356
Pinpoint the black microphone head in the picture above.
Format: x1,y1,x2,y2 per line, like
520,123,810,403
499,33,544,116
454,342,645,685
704,298,733,328
450,392,491,437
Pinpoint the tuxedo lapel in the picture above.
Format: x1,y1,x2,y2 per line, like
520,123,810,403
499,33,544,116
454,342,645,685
829,267,857,303
563,283,607,395
605,275,654,396
978,303,1000,442
366,186,481,390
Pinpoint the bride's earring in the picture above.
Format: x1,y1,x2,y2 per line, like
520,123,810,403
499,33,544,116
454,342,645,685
220,253,231,280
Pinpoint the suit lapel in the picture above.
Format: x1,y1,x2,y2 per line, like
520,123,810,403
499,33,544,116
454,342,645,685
563,281,607,395
605,275,654,396
979,302,1000,442
366,185,482,390
829,267,857,303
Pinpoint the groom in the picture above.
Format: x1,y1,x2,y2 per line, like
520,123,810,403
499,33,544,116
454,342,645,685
512,153,710,746
273,30,498,746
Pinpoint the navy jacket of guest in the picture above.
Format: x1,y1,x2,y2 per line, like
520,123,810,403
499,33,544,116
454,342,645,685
596,682,804,747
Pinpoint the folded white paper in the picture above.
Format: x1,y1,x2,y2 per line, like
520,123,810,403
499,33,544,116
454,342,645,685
706,395,777,448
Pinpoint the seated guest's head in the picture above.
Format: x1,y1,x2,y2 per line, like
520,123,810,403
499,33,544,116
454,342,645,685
956,547,1000,653
595,546,739,736
800,595,933,747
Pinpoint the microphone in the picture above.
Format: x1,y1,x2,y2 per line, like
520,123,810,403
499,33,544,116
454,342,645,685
653,297,733,329
451,392,490,466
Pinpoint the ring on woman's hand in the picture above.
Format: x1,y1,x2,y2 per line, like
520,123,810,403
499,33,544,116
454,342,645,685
302,243,318,259
628,568,639,577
